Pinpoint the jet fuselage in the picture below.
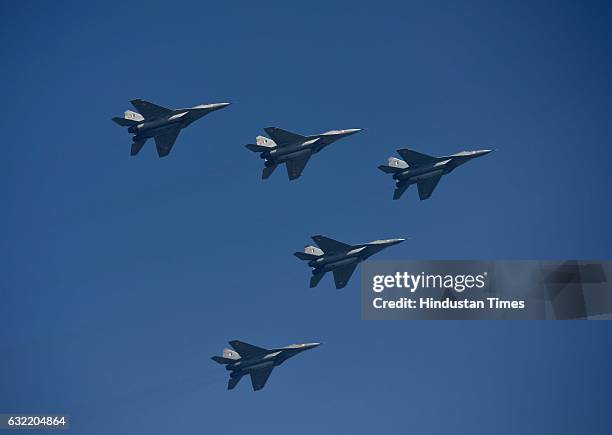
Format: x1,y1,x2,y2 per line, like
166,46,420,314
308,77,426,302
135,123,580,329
124,102,230,141
261,138,325,166
225,344,319,378
308,247,367,272
128,111,194,140
308,240,404,275
259,129,361,165
393,151,490,186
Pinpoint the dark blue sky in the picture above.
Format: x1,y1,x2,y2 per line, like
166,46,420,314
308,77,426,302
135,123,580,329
1,1,611,434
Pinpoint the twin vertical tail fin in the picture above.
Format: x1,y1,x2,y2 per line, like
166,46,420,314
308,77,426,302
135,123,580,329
295,246,326,287
294,245,324,261
245,136,277,152
112,110,144,127
211,348,241,365
378,157,408,173
246,136,279,179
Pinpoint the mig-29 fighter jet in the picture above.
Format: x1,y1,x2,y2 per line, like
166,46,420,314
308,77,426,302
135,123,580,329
245,127,361,180
212,340,321,391
378,148,493,200
112,99,230,157
295,235,405,289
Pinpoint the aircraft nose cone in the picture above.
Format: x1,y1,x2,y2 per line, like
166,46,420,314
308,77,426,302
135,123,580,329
389,238,406,245
478,149,493,156
206,102,231,112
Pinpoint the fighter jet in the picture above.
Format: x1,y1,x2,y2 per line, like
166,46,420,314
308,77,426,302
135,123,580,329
212,340,321,391
378,148,493,200
294,235,405,289
112,99,230,157
245,127,361,180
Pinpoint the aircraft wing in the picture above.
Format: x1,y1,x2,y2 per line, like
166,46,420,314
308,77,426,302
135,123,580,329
286,153,311,180
333,264,358,289
154,126,182,157
250,366,274,391
264,127,306,147
131,99,173,119
417,174,443,200
312,235,352,253
397,149,436,166
229,340,268,357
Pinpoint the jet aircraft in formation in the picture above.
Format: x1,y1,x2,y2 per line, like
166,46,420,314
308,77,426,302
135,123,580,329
212,340,321,391
378,148,493,200
294,235,405,289
246,127,361,180
113,99,230,157
111,100,494,391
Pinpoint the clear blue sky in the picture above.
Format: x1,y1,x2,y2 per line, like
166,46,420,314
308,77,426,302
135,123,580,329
1,1,611,434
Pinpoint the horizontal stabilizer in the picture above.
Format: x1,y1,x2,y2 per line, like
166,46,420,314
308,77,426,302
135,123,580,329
294,252,319,261
211,356,235,365
378,165,398,174
245,144,272,152
112,117,139,127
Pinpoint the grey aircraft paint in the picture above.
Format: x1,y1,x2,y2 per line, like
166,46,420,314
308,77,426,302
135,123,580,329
212,340,321,391
378,148,493,200
112,99,230,157
294,235,405,289
245,127,361,180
